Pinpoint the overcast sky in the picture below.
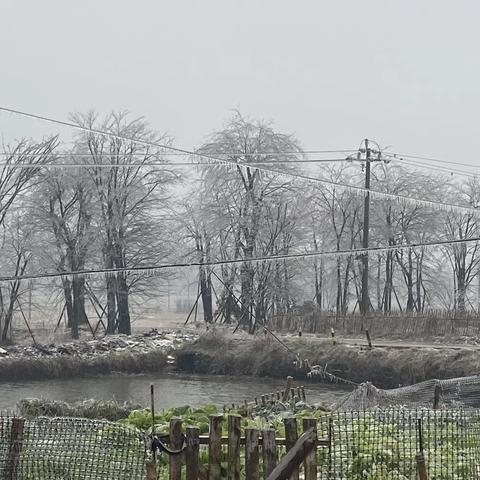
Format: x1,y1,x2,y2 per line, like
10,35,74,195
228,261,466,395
1,0,480,167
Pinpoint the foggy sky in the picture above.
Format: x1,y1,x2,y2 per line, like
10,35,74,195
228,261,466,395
1,0,480,167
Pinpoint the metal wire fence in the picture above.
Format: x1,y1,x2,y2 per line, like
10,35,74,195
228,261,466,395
318,409,480,479
1,409,480,479
335,375,480,410
0,414,148,479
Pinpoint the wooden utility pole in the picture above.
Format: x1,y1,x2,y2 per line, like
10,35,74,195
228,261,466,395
360,139,372,317
358,139,389,317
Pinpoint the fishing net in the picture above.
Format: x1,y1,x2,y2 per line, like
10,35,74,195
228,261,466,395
0,414,148,479
334,374,480,410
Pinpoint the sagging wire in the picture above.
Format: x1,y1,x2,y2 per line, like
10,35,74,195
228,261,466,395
150,433,186,456
2,106,480,217
255,308,358,387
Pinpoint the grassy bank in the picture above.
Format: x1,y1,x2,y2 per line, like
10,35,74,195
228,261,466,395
17,398,142,421
175,331,480,388
0,349,167,382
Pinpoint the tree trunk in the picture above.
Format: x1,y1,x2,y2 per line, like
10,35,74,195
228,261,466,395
105,250,116,334
1,282,20,342
240,256,255,331
70,278,83,339
376,255,382,311
456,271,466,315
116,273,131,335
383,251,393,315
63,279,74,328
199,267,213,323
336,257,342,317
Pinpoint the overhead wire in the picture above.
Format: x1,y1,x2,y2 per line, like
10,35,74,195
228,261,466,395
0,235,478,283
389,151,480,171
0,106,479,217
0,159,351,168
386,156,480,179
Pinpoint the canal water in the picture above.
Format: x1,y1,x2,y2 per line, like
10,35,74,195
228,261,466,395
0,373,351,411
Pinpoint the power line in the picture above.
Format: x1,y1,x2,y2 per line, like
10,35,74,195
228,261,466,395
389,151,480,171
390,156,479,179
0,159,350,168
0,106,355,159
0,150,357,157
1,106,479,217
0,236,478,283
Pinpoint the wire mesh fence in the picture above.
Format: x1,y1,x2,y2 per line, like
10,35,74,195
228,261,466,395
317,409,480,479
0,414,148,479
269,310,480,339
335,375,480,410
1,409,480,479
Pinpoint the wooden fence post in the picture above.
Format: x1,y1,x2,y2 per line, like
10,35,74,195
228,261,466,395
283,417,299,480
265,428,316,480
245,428,260,480
262,429,277,479
185,426,200,480
416,452,428,480
209,415,223,480
282,377,293,402
330,328,336,345
169,417,183,480
5,417,25,480
365,329,373,349
145,458,157,480
416,418,428,480
228,415,241,480
302,418,317,480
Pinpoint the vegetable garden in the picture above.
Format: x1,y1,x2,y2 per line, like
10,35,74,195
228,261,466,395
2,403,479,479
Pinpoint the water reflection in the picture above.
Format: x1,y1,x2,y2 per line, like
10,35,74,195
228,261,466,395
0,373,350,411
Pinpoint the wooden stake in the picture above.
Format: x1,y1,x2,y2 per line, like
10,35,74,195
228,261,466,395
209,415,223,480
228,415,241,480
283,417,299,480
169,418,183,480
145,458,157,480
282,377,293,402
265,428,315,480
262,429,277,479
302,419,317,480
365,329,373,349
245,428,260,480
186,427,200,480
5,417,24,480
416,418,428,480
416,452,428,480
150,384,156,465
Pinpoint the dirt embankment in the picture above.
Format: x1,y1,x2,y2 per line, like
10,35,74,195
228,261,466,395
175,331,480,388
0,330,196,382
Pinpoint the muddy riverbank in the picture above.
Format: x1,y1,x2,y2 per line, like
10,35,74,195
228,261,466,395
0,330,195,382
175,331,480,388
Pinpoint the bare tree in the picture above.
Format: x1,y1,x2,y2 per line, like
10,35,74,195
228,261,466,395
36,164,95,338
311,165,362,316
70,111,177,335
0,215,33,341
0,137,58,342
196,112,303,331
444,177,480,315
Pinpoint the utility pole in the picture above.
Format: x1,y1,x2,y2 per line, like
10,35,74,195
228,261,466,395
360,139,371,317
355,139,389,317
